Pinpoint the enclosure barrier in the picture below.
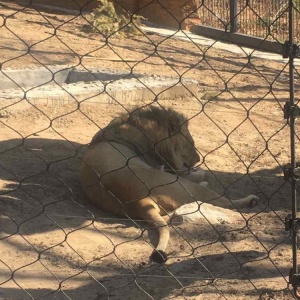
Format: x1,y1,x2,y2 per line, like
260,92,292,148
195,0,298,42
284,1,300,298
0,0,299,299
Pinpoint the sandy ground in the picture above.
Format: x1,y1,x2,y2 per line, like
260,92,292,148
0,2,300,300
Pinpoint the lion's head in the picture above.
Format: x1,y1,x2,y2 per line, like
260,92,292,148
90,106,200,172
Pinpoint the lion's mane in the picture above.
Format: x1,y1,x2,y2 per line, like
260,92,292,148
90,106,199,171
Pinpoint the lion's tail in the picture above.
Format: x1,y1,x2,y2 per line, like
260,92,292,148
138,202,170,264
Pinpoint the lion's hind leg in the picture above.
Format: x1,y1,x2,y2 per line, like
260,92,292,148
207,193,259,209
231,194,259,208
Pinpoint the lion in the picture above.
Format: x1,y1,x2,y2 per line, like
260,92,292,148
80,106,258,263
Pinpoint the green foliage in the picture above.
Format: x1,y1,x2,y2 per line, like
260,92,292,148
85,0,144,37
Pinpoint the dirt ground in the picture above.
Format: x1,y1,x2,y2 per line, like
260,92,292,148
0,2,300,300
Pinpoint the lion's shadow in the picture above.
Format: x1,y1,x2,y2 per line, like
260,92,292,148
0,137,292,299
0,250,291,299
0,137,290,236
0,137,291,266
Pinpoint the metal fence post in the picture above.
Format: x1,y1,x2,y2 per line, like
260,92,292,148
230,0,238,32
288,0,297,280
284,0,300,297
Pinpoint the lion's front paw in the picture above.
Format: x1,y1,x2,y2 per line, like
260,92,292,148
181,167,206,183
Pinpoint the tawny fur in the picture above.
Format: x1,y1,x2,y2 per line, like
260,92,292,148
80,106,258,263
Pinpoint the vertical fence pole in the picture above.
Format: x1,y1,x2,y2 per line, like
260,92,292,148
230,0,238,32
286,1,300,297
288,0,298,275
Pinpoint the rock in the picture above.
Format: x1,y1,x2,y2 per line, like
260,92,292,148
175,202,245,225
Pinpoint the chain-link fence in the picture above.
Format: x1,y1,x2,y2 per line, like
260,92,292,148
194,0,300,42
0,0,299,299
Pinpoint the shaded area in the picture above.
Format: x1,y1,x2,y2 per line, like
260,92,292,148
0,137,293,299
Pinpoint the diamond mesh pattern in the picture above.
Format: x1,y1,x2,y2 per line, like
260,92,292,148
0,1,297,299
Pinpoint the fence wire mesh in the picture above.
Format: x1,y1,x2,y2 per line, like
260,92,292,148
194,0,300,42
0,0,298,299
